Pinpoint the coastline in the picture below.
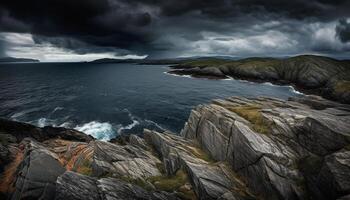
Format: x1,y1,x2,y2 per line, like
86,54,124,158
1,95,349,199
167,66,345,103
165,70,305,95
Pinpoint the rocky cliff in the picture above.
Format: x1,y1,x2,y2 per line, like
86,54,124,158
169,55,350,104
1,95,350,200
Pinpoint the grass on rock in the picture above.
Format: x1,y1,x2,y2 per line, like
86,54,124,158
228,105,271,134
187,145,215,163
334,80,350,94
148,169,188,192
148,169,197,199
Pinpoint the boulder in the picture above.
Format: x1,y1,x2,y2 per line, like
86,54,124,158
92,140,162,180
144,129,256,200
56,171,180,200
55,171,99,200
180,96,350,200
0,118,93,143
11,138,66,200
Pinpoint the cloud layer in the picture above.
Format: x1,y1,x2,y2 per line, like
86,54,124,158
0,0,350,60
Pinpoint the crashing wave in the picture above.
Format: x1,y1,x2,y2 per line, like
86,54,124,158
117,119,140,134
288,86,304,95
262,82,304,95
74,121,115,141
263,82,274,86
117,109,140,134
35,117,57,127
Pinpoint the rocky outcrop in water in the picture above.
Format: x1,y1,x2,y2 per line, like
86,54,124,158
0,95,350,200
169,55,350,104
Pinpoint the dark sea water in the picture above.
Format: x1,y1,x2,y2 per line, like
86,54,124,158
0,62,302,140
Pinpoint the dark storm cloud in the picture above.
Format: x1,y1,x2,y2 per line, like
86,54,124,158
336,19,350,43
0,40,5,57
0,0,154,53
0,0,349,58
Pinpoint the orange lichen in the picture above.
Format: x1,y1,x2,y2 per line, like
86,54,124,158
45,139,93,172
0,150,24,193
55,142,94,174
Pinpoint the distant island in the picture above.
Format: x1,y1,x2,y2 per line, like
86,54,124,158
90,57,187,65
0,57,40,63
89,56,239,65
89,58,139,64
168,55,350,104
70,55,350,104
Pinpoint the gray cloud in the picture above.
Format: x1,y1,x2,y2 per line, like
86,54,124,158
0,0,349,59
336,19,350,43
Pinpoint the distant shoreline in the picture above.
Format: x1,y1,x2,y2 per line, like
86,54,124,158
0,57,40,63
167,55,350,104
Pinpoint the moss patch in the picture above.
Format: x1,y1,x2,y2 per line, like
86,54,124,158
187,146,214,163
177,185,197,200
120,176,155,191
0,134,15,146
228,105,272,134
76,159,92,176
121,169,197,199
148,169,188,192
334,80,350,94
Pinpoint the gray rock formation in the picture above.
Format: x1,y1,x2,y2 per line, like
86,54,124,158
56,171,100,200
92,140,162,179
0,118,93,143
144,129,256,200
56,171,179,200
170,55,350,103
1,95,350,200
11,138,66,200
181,95,350,200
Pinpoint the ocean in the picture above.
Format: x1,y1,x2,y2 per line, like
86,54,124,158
0,62,302,140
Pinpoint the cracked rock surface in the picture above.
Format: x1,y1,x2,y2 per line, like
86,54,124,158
1,95,350,200
181,95,350,200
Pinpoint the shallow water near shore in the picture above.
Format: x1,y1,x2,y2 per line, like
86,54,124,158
0,62,302,140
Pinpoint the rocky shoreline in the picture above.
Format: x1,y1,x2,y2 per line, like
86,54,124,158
1,95,350,200
168,55,350,104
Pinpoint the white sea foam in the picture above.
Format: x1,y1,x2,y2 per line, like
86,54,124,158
11,111,26,119
117,109,140,134
36,117,57,127
263,82,274,86
117,119,140,134
52,107,64,113
37,118,47,127
288,86,304,95
220,75,234,81
262,81,304,95
74,121,115,141
11,108,40,119
144,119,165,131
237,79,251,83
59,122,72,128
163,72,192,78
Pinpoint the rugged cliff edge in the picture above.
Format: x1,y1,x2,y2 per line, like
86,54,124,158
168,55,350,104
1,95,350,200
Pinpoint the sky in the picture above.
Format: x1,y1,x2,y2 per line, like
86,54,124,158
0,0,350,62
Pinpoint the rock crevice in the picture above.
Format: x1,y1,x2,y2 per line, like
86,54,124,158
1,95,350,200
